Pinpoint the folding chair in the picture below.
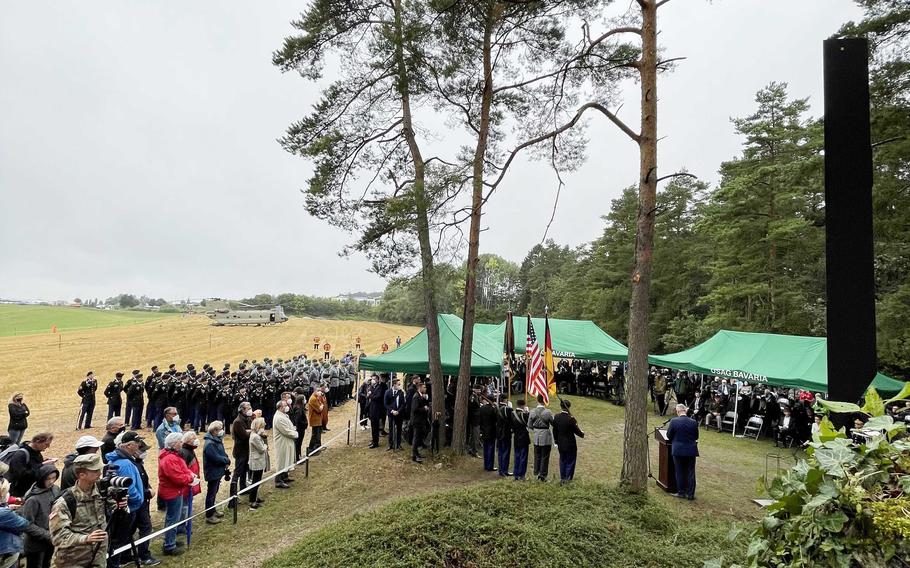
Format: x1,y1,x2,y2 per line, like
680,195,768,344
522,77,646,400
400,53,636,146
743,415,764,440
721,411,738,432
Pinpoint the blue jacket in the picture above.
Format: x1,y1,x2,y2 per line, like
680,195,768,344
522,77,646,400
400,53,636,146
667,415,699,457
202,433,231,482
105,449,145,511
0,505,29,555
155,420,181,450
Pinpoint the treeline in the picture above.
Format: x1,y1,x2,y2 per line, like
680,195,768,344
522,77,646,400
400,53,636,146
377,79,910,379
236,293,377,320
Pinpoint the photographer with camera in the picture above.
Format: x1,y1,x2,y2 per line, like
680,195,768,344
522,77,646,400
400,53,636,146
105,432,157,567
48,453,127,568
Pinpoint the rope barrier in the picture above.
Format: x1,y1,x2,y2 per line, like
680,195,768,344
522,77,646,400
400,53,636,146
112,417,367,556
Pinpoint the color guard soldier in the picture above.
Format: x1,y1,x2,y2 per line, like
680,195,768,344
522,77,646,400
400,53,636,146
77,372,98,430
104,372,124,419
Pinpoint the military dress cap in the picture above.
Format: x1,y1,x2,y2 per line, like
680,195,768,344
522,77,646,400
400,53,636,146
131,370,141,375
73,453,104,471
115,372,124,377
86,371,94,376
151,365,159,371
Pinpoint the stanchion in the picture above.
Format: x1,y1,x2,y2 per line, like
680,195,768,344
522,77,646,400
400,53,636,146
232,495,237,525
347,420,351,445
305,459,309,478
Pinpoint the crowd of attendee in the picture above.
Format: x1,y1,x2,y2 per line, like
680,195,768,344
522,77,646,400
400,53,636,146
0,352,355,568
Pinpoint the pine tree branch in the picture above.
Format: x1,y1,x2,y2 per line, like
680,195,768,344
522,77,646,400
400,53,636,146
656,172,698,184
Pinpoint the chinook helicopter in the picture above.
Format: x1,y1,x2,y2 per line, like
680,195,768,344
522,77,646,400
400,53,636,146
205,299,288,326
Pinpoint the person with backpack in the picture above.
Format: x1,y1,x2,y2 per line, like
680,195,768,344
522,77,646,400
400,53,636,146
104,431,147,568
3,433,56,499
18,464,59,568
6,394,29,446
49,453,126,568
77,372,98,431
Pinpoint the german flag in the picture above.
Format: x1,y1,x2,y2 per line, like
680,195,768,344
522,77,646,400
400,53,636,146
544,313,556,397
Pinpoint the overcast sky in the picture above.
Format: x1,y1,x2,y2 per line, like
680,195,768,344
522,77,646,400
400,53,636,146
0,0,862,302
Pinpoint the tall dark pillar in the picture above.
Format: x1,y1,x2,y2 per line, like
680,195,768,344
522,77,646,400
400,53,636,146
824,38,876,402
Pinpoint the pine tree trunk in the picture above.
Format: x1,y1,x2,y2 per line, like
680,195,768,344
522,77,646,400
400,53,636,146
452,12,495,455
621,0,658,493
392,0,444,445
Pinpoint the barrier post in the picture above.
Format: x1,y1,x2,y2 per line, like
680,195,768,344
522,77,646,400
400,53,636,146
347,420,351,445
232,495,237,525
305,459,309,478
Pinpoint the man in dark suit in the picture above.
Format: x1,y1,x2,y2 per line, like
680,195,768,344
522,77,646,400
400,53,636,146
477,398,497,472
367,376,384,448
666,403,699,500
552,399,585,484
410,382,430,463
384,379,406,450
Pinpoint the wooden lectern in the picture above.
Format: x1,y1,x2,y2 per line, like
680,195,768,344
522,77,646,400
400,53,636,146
654,428,677,493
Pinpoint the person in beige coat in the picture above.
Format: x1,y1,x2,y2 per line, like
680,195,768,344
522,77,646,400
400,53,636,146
247,417,269,509
271,401,297,489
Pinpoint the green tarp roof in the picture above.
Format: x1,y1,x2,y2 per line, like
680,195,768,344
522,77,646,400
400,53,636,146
478,316,628,362
358,314,503,376
648,329,905,394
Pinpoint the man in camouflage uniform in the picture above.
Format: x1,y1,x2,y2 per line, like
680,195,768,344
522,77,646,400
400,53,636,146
49,453,125,568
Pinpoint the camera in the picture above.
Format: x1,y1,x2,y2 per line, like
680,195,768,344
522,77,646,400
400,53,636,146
97,470,133,502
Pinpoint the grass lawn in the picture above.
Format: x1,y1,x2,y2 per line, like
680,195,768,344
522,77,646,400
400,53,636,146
0,304,174,336
164,395,793,567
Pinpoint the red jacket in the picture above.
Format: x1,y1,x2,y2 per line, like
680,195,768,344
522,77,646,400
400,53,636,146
158,449,195,500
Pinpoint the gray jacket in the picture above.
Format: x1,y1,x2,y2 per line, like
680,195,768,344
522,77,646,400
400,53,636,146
527,405,554,446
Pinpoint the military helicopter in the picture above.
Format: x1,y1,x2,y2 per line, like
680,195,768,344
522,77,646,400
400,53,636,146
204,299,288,326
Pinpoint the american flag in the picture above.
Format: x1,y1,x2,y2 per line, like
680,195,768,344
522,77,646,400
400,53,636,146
526,315,549,404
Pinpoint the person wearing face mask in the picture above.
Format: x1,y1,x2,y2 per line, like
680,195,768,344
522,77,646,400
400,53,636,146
384,379,406,451
305,389,326,456
229,403,253,509
105,431,149,567
99,417,126,464
272,401,298,489
121,436,159,567
247,418,269,508
154,408,181,451
202,422,230,524
6,394,29,446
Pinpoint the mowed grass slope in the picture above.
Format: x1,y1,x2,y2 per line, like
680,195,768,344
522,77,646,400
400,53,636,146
0,305,174,336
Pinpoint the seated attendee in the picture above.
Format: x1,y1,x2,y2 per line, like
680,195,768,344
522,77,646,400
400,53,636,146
704,394,725,429
776,406,798,447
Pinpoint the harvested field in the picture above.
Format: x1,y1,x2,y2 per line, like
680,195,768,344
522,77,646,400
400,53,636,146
0,313,419,530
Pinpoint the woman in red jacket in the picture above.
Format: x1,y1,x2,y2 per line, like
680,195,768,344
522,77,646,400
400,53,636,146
158,432,198,557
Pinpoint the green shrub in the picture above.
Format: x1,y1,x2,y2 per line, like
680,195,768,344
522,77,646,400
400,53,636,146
735,416,910,568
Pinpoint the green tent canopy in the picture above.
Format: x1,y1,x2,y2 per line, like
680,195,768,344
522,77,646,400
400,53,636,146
359,314,503,376
478,316,628,362
648,329,905,394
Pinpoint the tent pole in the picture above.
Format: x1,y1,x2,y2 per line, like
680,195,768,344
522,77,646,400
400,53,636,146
732,380,739,438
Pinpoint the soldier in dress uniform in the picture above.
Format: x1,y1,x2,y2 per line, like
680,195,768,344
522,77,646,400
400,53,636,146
124,370,145,430
144,366,161,429
77,371,98,430
104,372,124,420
